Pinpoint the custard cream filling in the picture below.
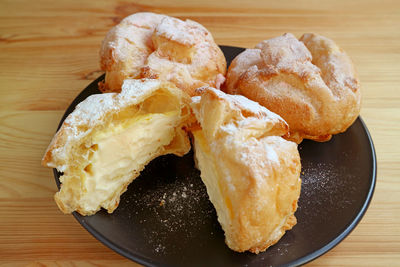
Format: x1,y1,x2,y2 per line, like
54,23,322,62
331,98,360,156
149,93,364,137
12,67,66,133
193,130,233,230
80,111,179,210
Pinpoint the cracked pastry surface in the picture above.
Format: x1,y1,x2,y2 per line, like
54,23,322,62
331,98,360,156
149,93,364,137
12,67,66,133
190,87,301,253
225,33,361,143
100,12,226,96
42,79,192,215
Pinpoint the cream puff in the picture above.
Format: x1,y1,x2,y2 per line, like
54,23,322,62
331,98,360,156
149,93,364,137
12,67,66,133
225,33,361,143
100,12,226,96
42,79,191,215
190,87,301,253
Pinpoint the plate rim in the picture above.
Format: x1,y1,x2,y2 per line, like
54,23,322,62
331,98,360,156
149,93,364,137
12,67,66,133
289,115,377,266
53,45,377,267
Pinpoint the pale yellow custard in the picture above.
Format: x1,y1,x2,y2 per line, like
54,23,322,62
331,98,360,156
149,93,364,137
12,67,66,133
80,111,179,212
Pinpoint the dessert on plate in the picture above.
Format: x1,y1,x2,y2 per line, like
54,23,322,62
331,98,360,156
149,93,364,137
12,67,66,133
42,11,364,254
191,87,301,253
42,79,191,215
100,12,226,96
225,33,361,143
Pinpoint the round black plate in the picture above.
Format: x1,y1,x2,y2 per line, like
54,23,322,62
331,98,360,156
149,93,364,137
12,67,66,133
54,46,376,267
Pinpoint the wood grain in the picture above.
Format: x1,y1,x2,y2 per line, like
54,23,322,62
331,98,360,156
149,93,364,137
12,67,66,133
1,0,399,266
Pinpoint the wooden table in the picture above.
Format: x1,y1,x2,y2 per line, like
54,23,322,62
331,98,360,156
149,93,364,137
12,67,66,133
1,0,399,266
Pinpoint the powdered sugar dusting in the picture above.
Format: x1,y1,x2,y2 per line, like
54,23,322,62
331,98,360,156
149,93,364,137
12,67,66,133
225,33,361,142
100,12,165,65
300,33,360,100
225,48,263,92
155,17,200,46
219,123,238,136
191,95,201,104
65,93,117,128
119,79,162,102
259,33,312,69
297,161,358,226
232,94,284,123
263,142,279,164
207,87,284,124
198,88,288,138
114,152,218,255
123,12,166,29
46,79,168,172
65,79,162,128
101,12,225,94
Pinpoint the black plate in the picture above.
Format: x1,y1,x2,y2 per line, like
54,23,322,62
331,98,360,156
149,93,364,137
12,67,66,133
54,46,376,267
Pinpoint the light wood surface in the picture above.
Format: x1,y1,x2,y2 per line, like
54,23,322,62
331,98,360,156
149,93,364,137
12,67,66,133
1,0,399,266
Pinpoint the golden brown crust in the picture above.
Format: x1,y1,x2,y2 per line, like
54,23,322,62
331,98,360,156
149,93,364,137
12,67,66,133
191,87,301,253
100,12,226,96
224,33,361,143
249,215,297,253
